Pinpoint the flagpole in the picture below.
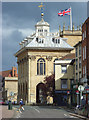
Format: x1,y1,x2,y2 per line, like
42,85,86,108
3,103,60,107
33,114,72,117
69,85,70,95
70,7,72,30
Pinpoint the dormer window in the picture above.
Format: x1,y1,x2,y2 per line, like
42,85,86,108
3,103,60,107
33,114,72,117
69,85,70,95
52,38,60,44
36,37,44,43
36,37,38,42
52,38,55,42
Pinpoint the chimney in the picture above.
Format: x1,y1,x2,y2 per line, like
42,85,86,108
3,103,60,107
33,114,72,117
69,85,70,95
12,67,18,77
12,67,14,77
15,67,18,77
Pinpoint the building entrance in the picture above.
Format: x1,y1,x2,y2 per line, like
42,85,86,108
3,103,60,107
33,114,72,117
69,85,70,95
36,83,46,104
55,93,67,106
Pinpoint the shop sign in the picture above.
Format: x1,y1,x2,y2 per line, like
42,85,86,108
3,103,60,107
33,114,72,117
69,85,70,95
67,91,70,94
55,90,69,94
73,85,78,89
86,89,89,93
76,90,79,94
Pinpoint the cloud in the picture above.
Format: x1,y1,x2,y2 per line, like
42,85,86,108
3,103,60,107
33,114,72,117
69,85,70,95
18,28,34,38
2,2,87,71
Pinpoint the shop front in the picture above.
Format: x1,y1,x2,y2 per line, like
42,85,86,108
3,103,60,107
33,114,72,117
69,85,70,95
55,90,71,106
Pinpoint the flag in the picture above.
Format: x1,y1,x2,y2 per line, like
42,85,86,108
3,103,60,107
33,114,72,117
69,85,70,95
38,2,44,8
38,4,44,8
58,8,71,16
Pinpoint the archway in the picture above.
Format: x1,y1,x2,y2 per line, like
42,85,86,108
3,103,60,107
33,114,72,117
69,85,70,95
36,83,46,104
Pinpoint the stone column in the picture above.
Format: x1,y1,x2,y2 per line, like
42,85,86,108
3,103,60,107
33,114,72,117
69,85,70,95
27,56,31,104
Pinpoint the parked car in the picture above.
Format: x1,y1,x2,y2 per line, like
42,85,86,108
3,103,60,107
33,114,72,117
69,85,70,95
0,99,5,105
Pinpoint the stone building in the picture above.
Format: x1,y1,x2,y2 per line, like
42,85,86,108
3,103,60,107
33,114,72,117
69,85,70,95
60,24,82,53
15,12,74,104
54,53,75,106
74,41,82,84
0,67,18,103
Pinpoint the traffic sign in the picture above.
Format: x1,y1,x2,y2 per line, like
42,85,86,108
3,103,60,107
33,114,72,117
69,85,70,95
78,85,84,91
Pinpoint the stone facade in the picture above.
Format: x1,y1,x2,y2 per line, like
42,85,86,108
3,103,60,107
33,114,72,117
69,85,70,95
17,49,71,104
4,77,18,102
54,58,74,105
60,25,82,53
74,41,82,84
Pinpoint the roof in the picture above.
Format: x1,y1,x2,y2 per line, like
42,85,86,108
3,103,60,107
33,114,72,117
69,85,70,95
55,59,72,64
26,36,73,50
35,18,49,27
59,53,75,60
0,70,12,78
15,36,74,57
74,41,82,47
82,17,89,27
0,67,18,78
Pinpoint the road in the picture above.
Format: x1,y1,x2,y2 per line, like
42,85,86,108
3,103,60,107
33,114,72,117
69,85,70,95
14,105,82,119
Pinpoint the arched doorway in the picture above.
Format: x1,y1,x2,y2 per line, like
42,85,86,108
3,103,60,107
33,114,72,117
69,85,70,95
36,83,46,104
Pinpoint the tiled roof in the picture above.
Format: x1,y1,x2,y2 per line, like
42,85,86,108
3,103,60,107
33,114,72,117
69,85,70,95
60,53,75,60
0,70,12,78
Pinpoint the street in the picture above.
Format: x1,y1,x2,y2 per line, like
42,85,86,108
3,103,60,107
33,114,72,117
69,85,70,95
14,105,82,119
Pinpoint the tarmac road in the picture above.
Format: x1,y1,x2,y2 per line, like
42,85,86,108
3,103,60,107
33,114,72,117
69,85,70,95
14,105,83,119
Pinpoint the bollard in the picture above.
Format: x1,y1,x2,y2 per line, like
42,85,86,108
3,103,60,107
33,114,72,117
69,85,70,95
8,100,12,110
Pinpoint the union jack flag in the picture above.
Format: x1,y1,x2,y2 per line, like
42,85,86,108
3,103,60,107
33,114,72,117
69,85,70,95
58,8,71,16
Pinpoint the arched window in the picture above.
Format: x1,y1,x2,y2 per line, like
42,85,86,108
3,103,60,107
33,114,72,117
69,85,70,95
37,58,45,75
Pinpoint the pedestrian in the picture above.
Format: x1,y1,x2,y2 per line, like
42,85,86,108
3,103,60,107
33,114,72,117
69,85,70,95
19,99,24,113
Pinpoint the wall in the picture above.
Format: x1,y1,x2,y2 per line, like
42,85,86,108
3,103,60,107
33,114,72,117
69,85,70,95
55,61,73,90
17,49,71,104
5,77,18,102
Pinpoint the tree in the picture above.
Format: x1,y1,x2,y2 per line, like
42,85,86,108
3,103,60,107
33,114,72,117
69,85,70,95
44,74,55,97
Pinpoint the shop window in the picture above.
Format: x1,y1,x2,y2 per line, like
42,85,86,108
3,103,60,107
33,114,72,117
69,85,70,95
61,79,67,89
61,65,67,73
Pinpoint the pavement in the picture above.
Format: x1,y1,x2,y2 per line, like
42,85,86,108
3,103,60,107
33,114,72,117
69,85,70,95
0,105,17,119
59,106,89,120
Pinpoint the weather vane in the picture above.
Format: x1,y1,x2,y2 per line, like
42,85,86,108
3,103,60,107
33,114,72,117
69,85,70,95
38,2,44,19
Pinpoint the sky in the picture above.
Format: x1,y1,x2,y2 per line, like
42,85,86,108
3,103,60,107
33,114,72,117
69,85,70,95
2,2,88,71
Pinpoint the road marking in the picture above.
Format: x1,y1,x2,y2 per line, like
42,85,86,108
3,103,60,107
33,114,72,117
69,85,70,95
16,115,20,118
69,115,75,118
31,107,40,113
64,114,67,116
69,115,77,118
33,108,40,113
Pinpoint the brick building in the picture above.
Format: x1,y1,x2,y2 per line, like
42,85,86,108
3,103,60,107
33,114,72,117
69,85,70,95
82,17,89,105
82,17,89,86
74,41,82,84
